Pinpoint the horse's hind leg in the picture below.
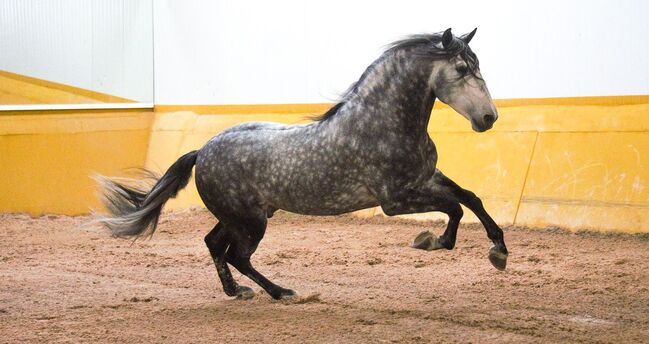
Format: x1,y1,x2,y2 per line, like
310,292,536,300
226,214,296,300
204,222,254,299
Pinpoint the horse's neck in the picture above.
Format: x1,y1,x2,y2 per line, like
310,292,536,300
341,52,436,133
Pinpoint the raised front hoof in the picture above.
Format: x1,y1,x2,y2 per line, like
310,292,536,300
411,231,444,251
488,246,508,271
272,288,297,300
235,286,255,300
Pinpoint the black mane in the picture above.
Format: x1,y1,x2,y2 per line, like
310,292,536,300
313,31,479,122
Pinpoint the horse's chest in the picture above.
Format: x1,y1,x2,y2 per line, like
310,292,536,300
375,137,435,169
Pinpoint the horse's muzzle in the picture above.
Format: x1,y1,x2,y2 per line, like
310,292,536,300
472,113,497,132
483,113,497,127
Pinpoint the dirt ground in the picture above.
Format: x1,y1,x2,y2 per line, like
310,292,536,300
1,210,648,343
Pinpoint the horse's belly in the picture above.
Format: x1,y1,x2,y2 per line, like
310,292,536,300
264,181,379,216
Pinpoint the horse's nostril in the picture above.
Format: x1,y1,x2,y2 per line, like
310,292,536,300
483,114,496,125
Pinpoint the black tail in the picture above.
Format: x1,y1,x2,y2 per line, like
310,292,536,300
95,150,198,238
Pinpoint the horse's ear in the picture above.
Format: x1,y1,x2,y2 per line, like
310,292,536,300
460,28,477,44
441,28,453,49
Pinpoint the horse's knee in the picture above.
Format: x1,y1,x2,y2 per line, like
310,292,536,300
460,189,484,210
448,203,464,219
465,190,480,204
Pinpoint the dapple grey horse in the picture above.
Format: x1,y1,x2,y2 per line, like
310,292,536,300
96,28,508,300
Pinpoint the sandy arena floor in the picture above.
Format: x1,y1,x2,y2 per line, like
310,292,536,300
1,210,648,343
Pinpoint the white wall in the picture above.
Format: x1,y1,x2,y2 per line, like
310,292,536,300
153,0,649,104
0,0,153,102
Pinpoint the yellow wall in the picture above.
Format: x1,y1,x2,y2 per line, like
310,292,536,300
518,132,649,233
1,96,648,233
146,96,649,233
0,70,147,216
0,110,153,215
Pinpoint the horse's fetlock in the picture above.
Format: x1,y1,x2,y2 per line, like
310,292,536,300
439,236,456,250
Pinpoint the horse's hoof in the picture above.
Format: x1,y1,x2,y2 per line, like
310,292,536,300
277,288,297,300
488,246,508,271
411,231,444,251
235,286,255,300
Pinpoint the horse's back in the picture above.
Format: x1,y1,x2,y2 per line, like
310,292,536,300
220,121,296,134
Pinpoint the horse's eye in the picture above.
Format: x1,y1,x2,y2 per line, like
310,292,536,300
456,65,468,75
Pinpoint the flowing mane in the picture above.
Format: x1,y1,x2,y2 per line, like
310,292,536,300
313,31,480,122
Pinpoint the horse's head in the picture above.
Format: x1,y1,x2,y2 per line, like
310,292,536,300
429,28,497,132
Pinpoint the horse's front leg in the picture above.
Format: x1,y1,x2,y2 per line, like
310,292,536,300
428,170,508,270
379,169,508,270
381,189,463,251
